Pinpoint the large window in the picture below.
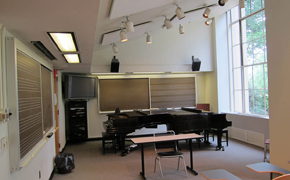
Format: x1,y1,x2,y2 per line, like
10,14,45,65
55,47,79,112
228,0,268,115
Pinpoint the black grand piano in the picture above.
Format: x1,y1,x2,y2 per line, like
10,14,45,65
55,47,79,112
103,108,232,154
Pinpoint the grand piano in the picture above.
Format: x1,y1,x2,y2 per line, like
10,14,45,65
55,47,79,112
103,108,232,154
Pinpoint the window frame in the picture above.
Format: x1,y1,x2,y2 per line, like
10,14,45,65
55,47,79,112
228,2,268,116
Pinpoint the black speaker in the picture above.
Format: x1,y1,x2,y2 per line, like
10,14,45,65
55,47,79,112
111,56,119,72
191,56,201,71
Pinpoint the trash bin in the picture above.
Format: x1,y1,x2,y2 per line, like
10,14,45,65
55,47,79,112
55,153,75,174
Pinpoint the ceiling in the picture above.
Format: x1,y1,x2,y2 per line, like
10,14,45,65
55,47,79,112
0,0,238,73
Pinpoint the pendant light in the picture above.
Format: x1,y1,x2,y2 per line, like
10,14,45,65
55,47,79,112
175,5,185,20
179,25,184,34
239,0,245,8
203,7,211,18
112,43,118,53
125,16,134,32
205,18,213,26
164,16,172,29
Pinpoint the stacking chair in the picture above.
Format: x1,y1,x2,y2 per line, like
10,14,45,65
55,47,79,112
264,139,270,162
153,130,188,179
196,103,210,111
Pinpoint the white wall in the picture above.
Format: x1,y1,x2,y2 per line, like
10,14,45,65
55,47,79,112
265,0,290,170
214,14,231,113
0,29,56,180
91,20,214,73
70,19,219,138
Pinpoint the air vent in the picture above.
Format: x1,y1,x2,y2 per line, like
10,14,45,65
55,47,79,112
31,41,56,60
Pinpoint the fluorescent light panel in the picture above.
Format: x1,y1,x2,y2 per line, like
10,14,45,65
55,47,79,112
63,54,80,63
48,32,78,52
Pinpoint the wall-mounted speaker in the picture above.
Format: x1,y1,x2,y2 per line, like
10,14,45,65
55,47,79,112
192,56,201,71
111,56,119,72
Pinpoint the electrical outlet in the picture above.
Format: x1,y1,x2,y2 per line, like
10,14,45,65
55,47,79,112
1,137,7,152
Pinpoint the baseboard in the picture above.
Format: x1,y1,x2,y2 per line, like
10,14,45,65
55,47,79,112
49,166,56,180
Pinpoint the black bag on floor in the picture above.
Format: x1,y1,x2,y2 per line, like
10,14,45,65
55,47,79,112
55,153,75,174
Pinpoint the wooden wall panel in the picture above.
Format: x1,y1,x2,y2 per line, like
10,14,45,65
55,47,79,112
150,77,196,108
99,78,149,111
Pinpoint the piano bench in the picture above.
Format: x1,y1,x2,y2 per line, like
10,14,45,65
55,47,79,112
200,169,241,180
211,129,229,146
102,132,117,155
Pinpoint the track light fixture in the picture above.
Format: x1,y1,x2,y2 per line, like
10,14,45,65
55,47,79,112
205,18,213,26
164,16,173,29
203,7,211,18
218,0,228,6
112,43,118,53
179,25,184,34
119,23,128,42
146,33,152,44
120,28,128,42
175,4,185,20
125,16,134,32
239,0,245,8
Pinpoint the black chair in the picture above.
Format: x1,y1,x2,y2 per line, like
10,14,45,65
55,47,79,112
153,131,188,179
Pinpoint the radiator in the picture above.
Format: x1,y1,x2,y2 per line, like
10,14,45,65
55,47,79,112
229,127,264,148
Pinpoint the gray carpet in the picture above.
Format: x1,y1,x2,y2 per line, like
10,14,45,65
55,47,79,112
52,137,270,180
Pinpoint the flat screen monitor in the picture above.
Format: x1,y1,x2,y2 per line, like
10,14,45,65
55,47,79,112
65,75,96,99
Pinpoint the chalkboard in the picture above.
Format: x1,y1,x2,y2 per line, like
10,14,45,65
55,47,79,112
99,78,150,111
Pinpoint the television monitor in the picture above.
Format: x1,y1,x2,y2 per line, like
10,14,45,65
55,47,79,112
65,75,96,99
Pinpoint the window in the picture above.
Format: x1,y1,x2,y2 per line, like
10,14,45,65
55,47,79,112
228,0,268,115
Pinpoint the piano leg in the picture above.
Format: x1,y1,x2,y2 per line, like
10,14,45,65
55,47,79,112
115,134,129,156
120,134,138,156
203,130,211,145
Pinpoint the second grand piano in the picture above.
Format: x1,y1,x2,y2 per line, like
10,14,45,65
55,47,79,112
103,108,232,154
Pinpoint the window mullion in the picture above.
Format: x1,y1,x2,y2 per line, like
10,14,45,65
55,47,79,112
238,16,246,113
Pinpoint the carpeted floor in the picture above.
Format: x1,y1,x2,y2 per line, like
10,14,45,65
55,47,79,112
52,137,270,180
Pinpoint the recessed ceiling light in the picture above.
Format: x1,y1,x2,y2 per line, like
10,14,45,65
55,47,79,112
48,32,78,52
63,54,80,63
